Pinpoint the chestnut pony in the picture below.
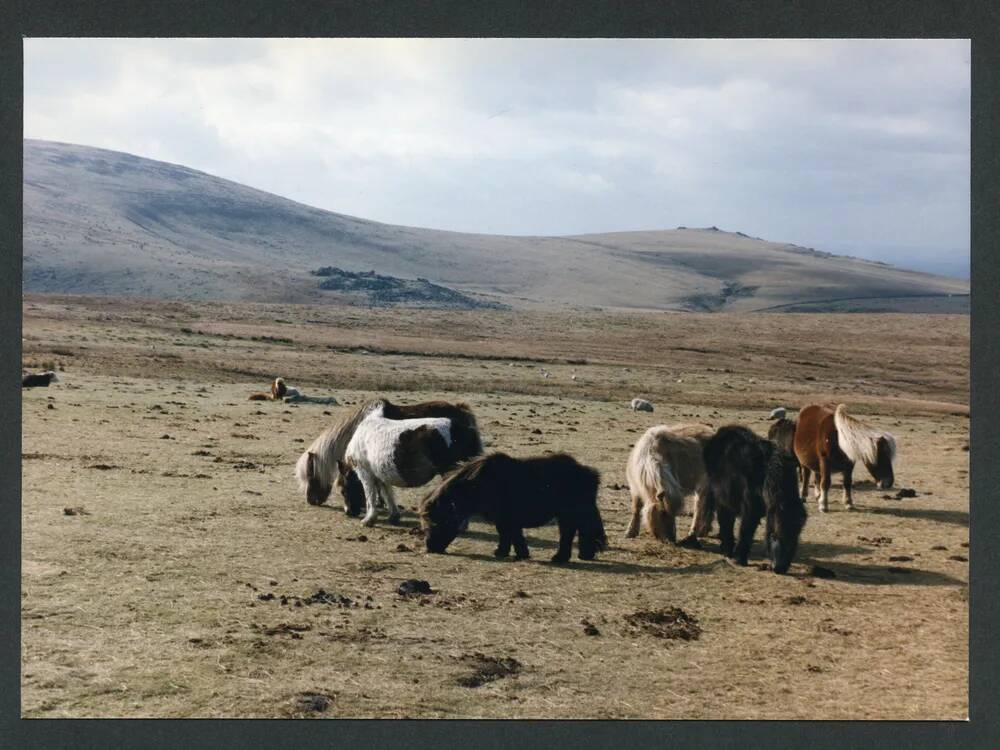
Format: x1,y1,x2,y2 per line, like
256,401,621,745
793,403,896,512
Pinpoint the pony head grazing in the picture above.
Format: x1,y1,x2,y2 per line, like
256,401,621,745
833,404,897,489
419,456,496,554
295,450,332,506
762,446,808,574
335,459,366,517
294,401,386,507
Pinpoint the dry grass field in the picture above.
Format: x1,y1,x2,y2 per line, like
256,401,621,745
20,294,969,719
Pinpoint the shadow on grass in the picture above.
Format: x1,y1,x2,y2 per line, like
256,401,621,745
447,550,730,576
793,559,967,587
865,506,969,527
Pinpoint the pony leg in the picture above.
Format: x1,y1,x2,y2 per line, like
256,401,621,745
494,525,513,559
680,486,712,548
382,486,401,523
817,458,830,513
552,516,577,563
733,507,763,567
716,506,736,559
511,528,530,560
358,470,381,527
624,494,642,538
842,463,855,510
800,466,812,501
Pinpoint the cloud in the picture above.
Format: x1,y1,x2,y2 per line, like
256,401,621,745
23,38,970,273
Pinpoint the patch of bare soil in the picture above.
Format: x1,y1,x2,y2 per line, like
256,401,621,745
455,653,523,688
623,607,701,641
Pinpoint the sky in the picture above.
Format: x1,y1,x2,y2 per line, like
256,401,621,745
24,38,971,278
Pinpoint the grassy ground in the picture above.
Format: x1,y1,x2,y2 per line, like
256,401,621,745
21,295,968,719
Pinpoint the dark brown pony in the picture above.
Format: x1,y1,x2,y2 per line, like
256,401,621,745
767,418,798,459
693,425,806,574
420,452,606,563
793,404,896,513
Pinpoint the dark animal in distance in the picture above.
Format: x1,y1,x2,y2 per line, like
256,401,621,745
690,425,807,574
420,452,607,563
793,403,896,512
22,371,59,388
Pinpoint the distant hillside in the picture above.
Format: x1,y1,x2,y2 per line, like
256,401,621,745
22,139,970,312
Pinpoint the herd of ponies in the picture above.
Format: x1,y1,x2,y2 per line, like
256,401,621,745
294,392,899,574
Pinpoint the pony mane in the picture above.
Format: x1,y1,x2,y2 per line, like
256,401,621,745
833,404,896,465
419,453,501,518
294,399,385,491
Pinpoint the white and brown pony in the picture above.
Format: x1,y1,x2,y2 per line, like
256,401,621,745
793,403,897,512
294,398,483,516
338,409,455,526
625,423,714,543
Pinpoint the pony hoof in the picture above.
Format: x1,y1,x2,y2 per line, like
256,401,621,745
494,549,509,559
387,515,402,525
361,518,377,528
578,552,596,561
677,536,702,550
550,554,570,564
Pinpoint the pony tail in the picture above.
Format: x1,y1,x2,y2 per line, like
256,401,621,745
834,404,881,465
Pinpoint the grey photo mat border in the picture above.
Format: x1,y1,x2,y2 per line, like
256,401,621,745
1,0,994,747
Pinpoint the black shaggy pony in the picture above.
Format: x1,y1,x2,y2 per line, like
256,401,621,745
693,425,806,574
420,452,607,563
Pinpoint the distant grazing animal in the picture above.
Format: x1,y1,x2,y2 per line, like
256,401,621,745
630,398,654,412
294,398,483,512
693,425,807,574
420,452,607,563
793,403,896,512
625,423,713,543
338,410,455,526
768,406,787,421
22,371,59,388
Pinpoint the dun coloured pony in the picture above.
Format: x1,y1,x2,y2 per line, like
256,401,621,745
22,371,59,388
420,453,607,563
294,398,483,512
624,423,713,543
693,425,807,574
793,403,896,512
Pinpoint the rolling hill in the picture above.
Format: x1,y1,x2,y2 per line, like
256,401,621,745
22,139,970,312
